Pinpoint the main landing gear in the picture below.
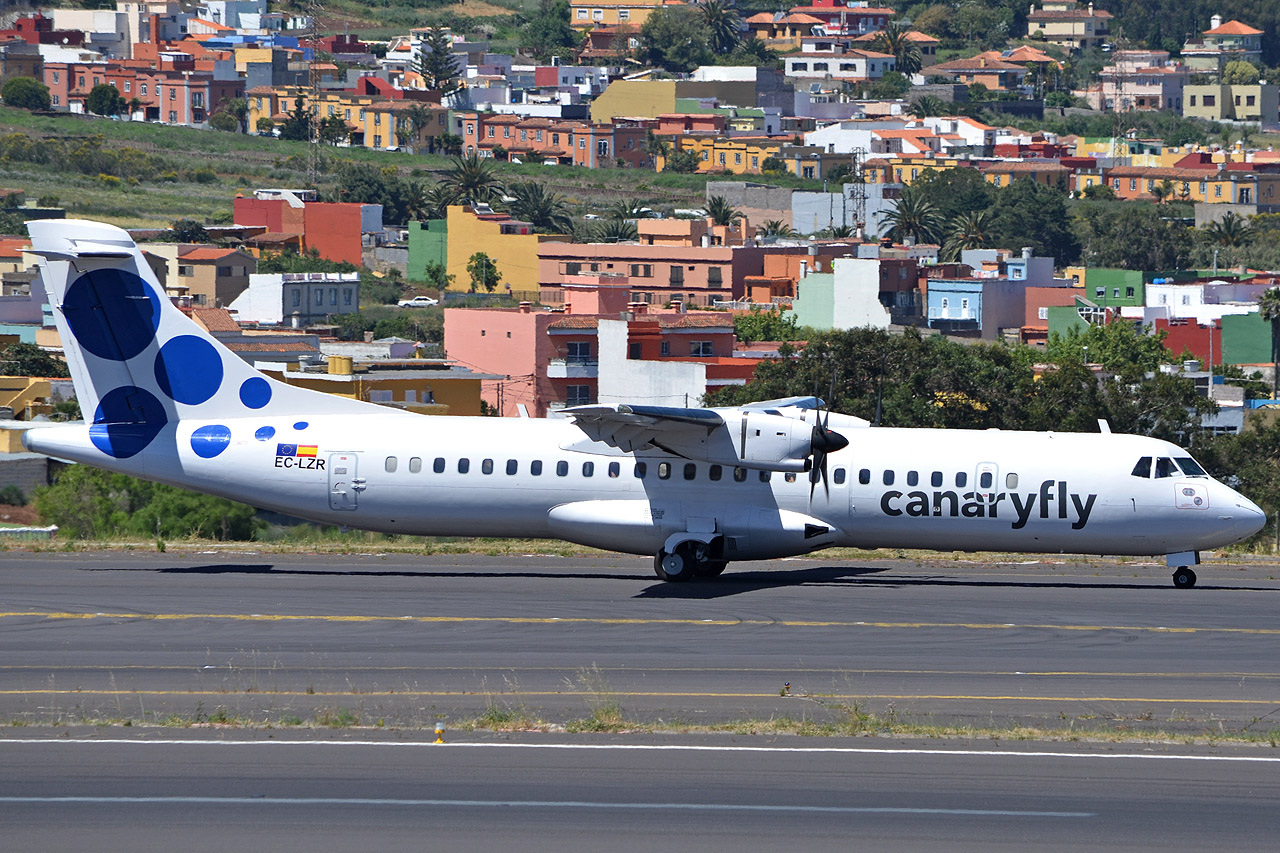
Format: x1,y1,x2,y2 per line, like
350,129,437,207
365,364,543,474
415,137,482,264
653,541,727,582
1172,567,1197,589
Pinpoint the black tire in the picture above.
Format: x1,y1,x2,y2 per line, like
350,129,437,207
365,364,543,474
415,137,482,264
1172,567,1197,589
693,560,728,578
654,548,692,582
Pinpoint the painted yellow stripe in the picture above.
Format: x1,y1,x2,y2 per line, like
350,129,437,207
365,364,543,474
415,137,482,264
1,610,1277,635
0,688,1274,705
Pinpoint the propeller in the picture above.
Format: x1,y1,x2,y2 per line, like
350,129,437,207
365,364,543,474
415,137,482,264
809,396,848,502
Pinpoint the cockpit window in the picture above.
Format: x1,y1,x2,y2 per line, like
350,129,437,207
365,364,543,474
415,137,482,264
1131,457,1152,479
1175,457,1208,477
1154,457,1178,479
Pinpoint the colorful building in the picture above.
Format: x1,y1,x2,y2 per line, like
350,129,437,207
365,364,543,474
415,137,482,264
1026,0,1112,51
453,111,647,168
445,205,562,297
233,190,380,266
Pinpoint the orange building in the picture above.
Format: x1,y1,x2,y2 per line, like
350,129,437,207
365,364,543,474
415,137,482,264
233,191,377,266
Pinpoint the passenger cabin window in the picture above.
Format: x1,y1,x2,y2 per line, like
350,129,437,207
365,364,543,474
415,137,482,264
658,462,671,479
531,460,543,476
979,472,993,489
883,471,895,486
1005,473,1018,489
608,462,620,478
931,471,942,487
457,459,470,474
583,462,595,477
481,459,494,474
859,469,871,485
709,465,722,481
734,467,748,482
634,462,647,478
907,471,919,487
409,457,422,473
834,468,846,485
556,461,569,476
433,457,445,473
1131,457,1152,478
683,463,697,480
759,471,771,482
506,459,518,475
784,472,797,483
385,456,397,473
955,472,967,487
1154,457,1178,479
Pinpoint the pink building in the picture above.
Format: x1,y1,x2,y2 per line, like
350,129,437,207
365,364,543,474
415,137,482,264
443,281,741,416
44,55,241,124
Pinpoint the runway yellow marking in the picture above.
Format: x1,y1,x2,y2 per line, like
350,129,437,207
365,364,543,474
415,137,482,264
0,689,1275,705
2,610,1279,635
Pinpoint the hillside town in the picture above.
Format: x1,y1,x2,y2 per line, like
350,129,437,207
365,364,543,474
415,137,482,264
2,0,1280,528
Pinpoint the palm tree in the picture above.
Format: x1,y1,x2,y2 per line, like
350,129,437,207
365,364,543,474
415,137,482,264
604,198,652,220
880,187,945,245
442,152,504,205
818,224,855,239
506,181,573,233
1259,287,1280,400
699,0,742,55
871,22,923,77
758,220,797,239
941,209,993,261
406,181,456,222
1204,212,1251,247
730,37,776,65
909,95,947,118
593,218,638,243
706,195,744,226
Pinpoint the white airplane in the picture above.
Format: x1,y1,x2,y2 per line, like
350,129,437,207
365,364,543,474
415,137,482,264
20,220,1268,588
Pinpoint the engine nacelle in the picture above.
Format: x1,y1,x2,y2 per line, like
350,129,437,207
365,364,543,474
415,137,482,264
655,410,817,472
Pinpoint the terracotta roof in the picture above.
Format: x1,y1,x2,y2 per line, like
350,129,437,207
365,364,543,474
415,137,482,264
189,18,235,31
748,12,825,25
1105,166,1228,180
982,161,1071,173
788,5,894,14
225,341,320,353
1205,20,1262,36
930,56,1026,73
658,314,735,329
179,247,239,261
191,308,241,332
547,316,600,329
853,30,940,44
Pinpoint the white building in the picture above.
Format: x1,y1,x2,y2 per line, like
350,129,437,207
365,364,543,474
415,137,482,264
784,46,895,83
229,272,361,326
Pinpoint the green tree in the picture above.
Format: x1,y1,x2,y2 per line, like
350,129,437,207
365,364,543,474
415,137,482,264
909,95,948,118
862,71,911,99
442,152,504,205
467,251,501,292
941,209,994,261
1045,320,1172,378
1203,212,1251,247
317,114,350,145
333,162,417,225
522,0,579,62
170,218,210,242
208,111,239,132
437,132,464,156
1259,287,1280,400
706,195,743,226
723,38,778,67
1074,203,1192,270
507,181,573,233
640,6,714,72
699,0,742,55
664,148,702,173
734,306,801,344
403,104,435,154
1,76,50,111
0,342,68,378
757,219,797,239
86,83,126,116
871,22,923,77
593,218,638,242
277,96,312,141
911,4,952,37
879,185,945,244
1223,60,1261,85
418,28,461,95
910,167,995,222
759,156,786,174
988,177,1080,264
256,251,359,274
223,97,250,132
256,117,275,135
406,181,456,222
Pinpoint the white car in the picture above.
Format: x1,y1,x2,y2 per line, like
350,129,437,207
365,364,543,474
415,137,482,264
398,295,439,308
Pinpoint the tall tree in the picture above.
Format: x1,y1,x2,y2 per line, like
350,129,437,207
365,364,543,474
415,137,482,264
699,0,742,55
706,195,743,226
942,209,994,261
506,181,573,233
223,97,250,133
277,96,312,142
1204,212,1251,247
403,104,435,154
870,22,923,77
86,83,126,116
522,0,578,63
417,28,461,95
640,6,713,72
467,252,501,292
879,186,945,244
988,177,1080,264
0,77,50,111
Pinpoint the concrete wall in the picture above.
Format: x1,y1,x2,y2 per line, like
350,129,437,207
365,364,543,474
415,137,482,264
407,219,447,282
1221,312,1272,365
596,319,706,408
791,259,892,331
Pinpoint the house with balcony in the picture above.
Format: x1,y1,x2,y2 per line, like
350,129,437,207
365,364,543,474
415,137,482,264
783,45,895,84
1182,16,1264,72
786,2,894,37
1077,50,1190,112
1026,0,1111,51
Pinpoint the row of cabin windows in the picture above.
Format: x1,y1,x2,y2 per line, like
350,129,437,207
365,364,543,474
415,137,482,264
857,469,1020,490
384,456,846,484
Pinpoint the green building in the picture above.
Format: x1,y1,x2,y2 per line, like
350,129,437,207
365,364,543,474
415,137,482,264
407,219,447,283
1221,313,1272,366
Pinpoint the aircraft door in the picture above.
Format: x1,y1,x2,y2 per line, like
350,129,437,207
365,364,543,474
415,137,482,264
329,452,361,511
975,462,999,502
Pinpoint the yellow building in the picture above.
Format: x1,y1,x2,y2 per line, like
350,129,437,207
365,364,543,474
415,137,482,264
0,376,52,421
261,357,496,416
445,205,563,295
1026,0,1113,51
246,86,449,152
570,0,671,30
658,136,786,174
590,79,679,124
982,161,1073,190
881,156,968,184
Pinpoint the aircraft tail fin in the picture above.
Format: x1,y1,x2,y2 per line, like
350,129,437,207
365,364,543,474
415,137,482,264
27,219,384,460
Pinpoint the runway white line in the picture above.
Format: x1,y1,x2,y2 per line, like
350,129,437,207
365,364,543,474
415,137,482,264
1,739,1278,762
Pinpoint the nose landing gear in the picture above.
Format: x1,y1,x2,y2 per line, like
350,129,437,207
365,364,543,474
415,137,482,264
1172,567,1197,589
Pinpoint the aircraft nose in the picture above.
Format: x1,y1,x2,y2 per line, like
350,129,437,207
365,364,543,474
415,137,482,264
1229,493,1267,540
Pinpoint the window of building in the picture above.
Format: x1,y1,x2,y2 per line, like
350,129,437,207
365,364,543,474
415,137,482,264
567,385,592,406
169,87,176,100
566,341,592,363
1247,95,1256,107
343,289,353,306
579,138,586,149
51,95,59,106
803,166,814,179
577,8,587,18
168,110,176,123
385,456,397,473
813,62,828,71
124,81,130,92
1215,184,1222,197
660,341,670,356
630,264,652,278
178,264,194,277
707,267,722,287
1204,95,1216,107
1129,178,1137,191
793,62,808,71
618,8,629,19
669,265,684,285
592,8,603,20
690,341,713,356
315,291,323,306
1190,94,1197,106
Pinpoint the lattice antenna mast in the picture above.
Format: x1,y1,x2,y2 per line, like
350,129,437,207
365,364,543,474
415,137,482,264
306,0,324,186
849,147,868,239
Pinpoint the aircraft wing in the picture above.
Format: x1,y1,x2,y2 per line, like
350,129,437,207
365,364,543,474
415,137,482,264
563,404,724,453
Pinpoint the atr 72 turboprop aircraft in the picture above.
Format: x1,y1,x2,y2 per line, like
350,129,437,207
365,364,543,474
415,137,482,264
20,220,1267,587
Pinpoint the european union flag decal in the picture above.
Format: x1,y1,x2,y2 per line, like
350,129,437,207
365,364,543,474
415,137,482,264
276,443,298,457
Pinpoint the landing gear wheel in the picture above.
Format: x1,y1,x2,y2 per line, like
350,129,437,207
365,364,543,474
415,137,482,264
693,561,728,578
654,547,692,582
1172,567,1197,589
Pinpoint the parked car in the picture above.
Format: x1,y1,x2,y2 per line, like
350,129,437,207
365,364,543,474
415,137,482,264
398,295,439,308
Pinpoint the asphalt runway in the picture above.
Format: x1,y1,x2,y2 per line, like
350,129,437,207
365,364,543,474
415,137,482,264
3,551,1280,733
3,737,1280,850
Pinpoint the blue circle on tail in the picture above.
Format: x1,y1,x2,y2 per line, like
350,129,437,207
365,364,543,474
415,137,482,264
255,426,275,441
239,377,271,409
154,335,223,405
89,386,167,458
63,269,161,361
190,424,231,458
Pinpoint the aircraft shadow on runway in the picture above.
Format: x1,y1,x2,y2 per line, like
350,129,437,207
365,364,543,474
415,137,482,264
95,563,1278,596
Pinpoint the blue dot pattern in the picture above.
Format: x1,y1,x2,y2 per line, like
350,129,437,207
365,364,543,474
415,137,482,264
89,386,167,459
191,424,232,458
63,269,161,361
255,426,276,441
240,377,271,409
294,421,309,430
154,335,224,405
